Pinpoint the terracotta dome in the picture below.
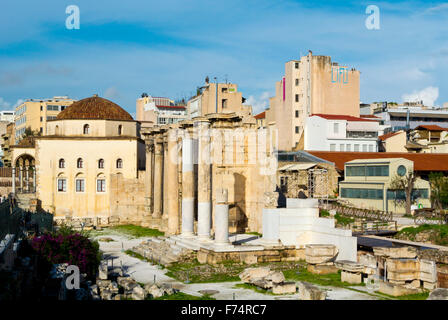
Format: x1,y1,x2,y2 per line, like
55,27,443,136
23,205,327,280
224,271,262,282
56,96,133,121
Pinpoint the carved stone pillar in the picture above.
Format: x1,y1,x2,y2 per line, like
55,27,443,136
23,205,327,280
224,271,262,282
153,138,163,218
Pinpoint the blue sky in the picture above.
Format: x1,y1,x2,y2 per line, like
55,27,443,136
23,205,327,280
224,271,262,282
1,0,447,115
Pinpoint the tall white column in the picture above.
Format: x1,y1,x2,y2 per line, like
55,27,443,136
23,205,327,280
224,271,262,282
181,136,195,238
215,188,230,245
197,120,212,240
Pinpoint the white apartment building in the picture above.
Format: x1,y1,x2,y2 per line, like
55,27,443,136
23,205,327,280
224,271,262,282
0,111,15,123
304,114,380,152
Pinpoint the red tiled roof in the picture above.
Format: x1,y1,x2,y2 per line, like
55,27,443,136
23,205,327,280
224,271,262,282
415,125,448,131
307,151,448,172
378,131,403,141
360,115,381,119
311,114,377,122
254,111,266,119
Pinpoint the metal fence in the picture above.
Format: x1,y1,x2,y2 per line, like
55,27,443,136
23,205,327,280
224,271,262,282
323,202,394,222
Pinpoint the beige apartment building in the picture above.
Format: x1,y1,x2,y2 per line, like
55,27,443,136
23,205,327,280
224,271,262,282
136,94,187,129
187,81,252,118
265,51,360,151
14,96,76,141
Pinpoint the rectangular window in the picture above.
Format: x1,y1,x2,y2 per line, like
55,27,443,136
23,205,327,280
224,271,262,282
295,126,300,134
295,110,299,118
341,188,383,200
330,144,336,151
346,165,389,177
334,123,339,134
362,144,367,152
97,179,106,192
295,79,299,86
295,62,299,69
346,144,351,151
76,179,85,192
57,178,67,192
222,99,228,108
340,144,345,151
221,88,228,93
354,144,360,152
369,145,374,152
295,94,299,102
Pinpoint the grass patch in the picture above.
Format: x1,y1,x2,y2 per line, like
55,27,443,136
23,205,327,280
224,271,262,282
124,250,165,268
234,283,275,295
374,291,429,300
245,232,262,237
165,260,241,283
108,225,165,238
396,224,448,245
320,209,330,217
283,267,364,288
151,292,216,300
334,213,355,226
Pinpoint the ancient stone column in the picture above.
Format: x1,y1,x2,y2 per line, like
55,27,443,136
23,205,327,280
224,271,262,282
144,140,154,215
153,138,163,218
11,167,16,195
166,129,180,235
33,167,36,193
19,167,23,192
25,167,29,192
181,134,195,238
162,138,169,219
215,188,230,245
197,120,212,240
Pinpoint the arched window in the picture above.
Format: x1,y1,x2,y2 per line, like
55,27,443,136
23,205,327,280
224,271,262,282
77,158,83,168
55,125,60,135
116,158,123,169
58,158,65,168
98,159,104,169
118,125,122,135
83,124,90,134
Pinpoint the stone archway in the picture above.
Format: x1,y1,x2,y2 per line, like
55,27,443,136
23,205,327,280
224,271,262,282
14,153,36,194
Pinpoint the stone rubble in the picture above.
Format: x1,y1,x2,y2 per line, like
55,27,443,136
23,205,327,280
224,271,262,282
305,244,339,274
297,281,326,300
239,267,296,294
130,237,195,267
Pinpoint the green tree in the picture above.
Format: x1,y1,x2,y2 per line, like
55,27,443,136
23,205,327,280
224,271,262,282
429,172,448,209
390,172,417,215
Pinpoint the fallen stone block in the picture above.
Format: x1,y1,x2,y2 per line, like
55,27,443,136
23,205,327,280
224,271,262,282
420,259,437,283
265,271,285,285
298,281,326,300
427,288,448,300
378,280,421,297
335,260,364,273
144,283,165,298
307,264,339,275
100,289,113,300
131,285,146,300
423,281,437,290
272,282,297,295
98,261,108,280
359,253,377,269
341,271,362,284
373,246,417,259
239,267,271,283
305,244,338,265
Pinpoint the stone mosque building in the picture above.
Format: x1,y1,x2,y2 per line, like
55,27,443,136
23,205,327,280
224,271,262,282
14,95,277,235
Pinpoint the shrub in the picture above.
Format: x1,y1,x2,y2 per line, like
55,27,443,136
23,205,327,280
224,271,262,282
31,228,101,279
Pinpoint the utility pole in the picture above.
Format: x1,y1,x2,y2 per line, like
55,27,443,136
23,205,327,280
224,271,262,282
214,77,218,113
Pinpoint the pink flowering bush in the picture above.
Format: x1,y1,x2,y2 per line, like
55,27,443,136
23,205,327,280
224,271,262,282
31,228,101,279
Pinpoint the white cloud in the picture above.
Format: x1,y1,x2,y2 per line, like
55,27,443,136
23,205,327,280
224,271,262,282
424,3,448,14
104,86,121,100
0,97,23,110
402,86,439,107
244,91,271,114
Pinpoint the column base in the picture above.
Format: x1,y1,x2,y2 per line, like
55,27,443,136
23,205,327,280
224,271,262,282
181,232,195,239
